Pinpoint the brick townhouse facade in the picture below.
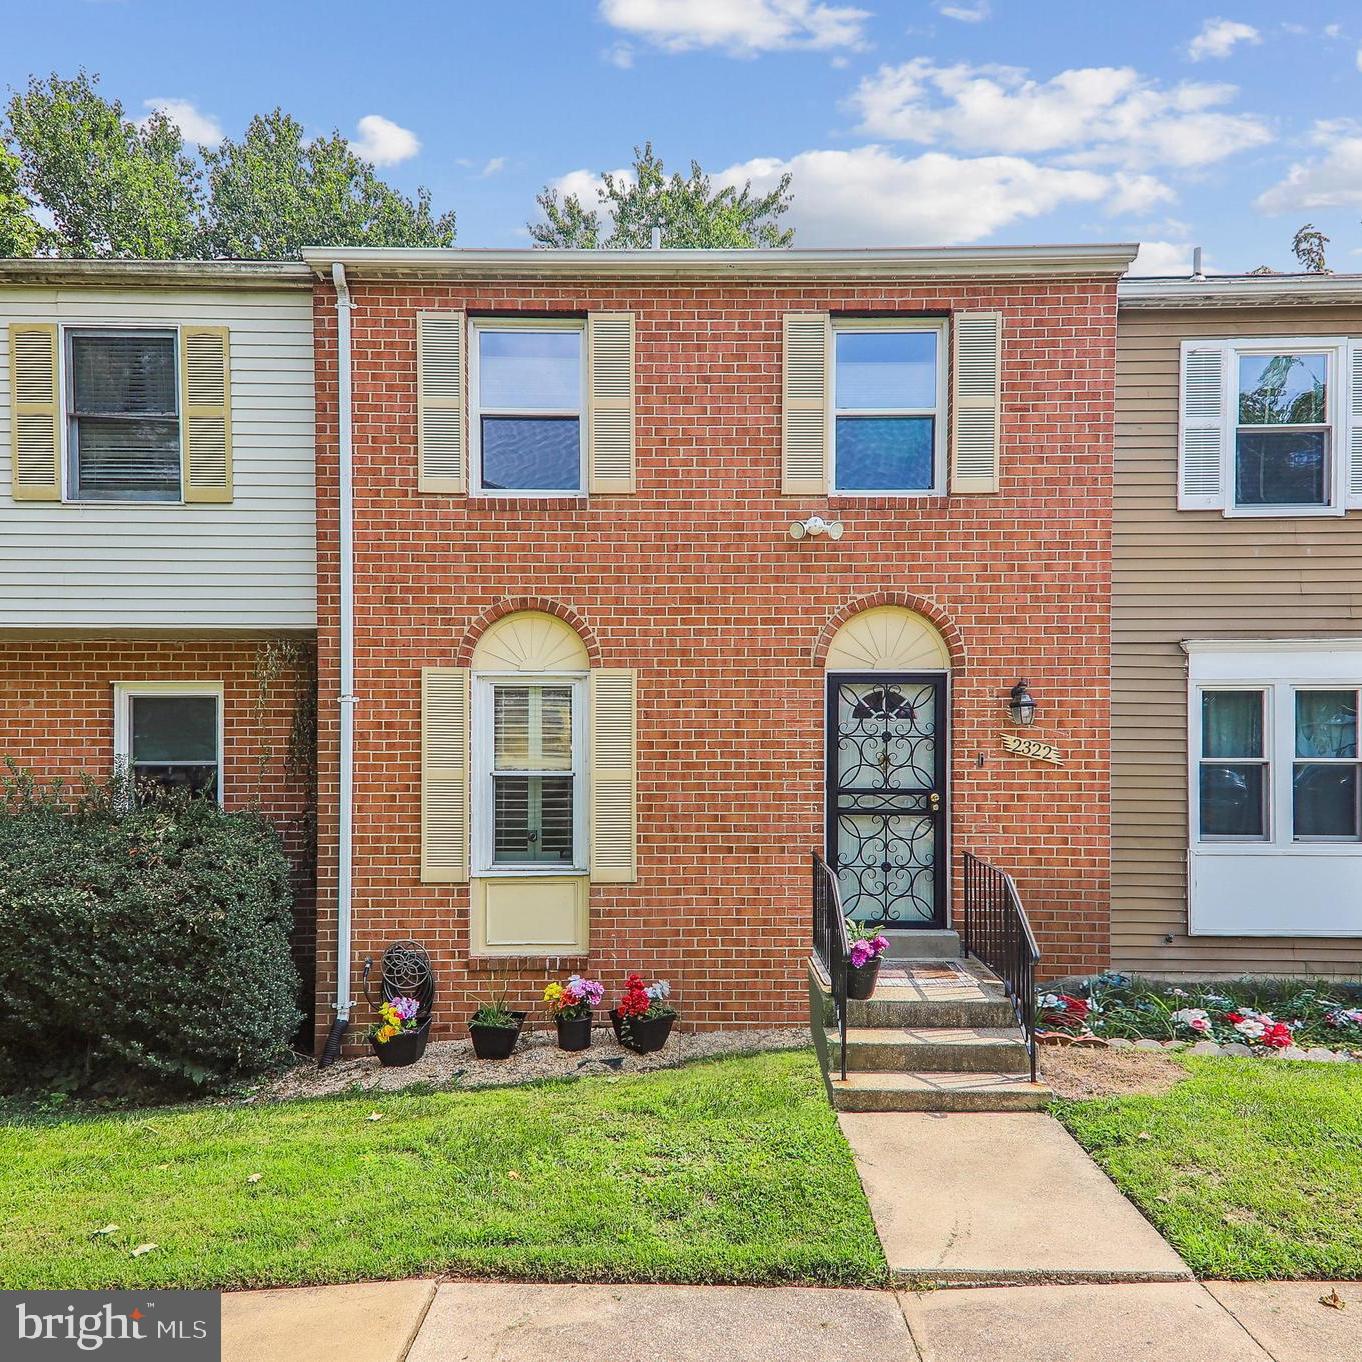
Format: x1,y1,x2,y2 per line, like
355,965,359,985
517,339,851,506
304,244,1135,1049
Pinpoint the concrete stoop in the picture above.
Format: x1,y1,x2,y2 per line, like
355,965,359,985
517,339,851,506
809,956,1052,1112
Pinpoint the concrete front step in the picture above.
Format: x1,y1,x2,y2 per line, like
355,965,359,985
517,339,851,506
880,929,960,961
828,1071,1052,1113
845,1025,1031,1074
845,959,1018,1030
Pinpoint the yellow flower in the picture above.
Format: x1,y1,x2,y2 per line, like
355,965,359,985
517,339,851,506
376,1024,398,1043
543,982,564,1004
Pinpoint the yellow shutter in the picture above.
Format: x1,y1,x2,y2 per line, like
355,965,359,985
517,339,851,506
782,312,828,494
587,312,635,493
421,667,470,883
8,323,61,501
417,311,466,493
180,326,232,503
950,311,1002,494
589,668,636,883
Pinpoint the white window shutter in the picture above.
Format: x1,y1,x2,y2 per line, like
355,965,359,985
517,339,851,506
589,669,637,883
1346,341,1362,509
180,326,233,503
421,667,470,883
7,323,61,501
417,311,466,493
782,312,828,494
950,311,1002,493
587,312,635,493
1178,342,1229,510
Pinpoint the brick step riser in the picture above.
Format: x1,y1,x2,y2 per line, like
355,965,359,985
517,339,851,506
844,1041,1031,1074
847,999,1018,1029
829,1086,1050,1113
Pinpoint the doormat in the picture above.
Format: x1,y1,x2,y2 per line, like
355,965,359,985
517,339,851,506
875,962,972,987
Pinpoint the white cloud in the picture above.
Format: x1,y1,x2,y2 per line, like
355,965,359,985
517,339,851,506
1356,43,1362,72
718,146,1118,245
938,1,989,20
351,114,420,166
598,0,868,55
1256,119,1362,212
1127,240,1197,275
1187,18,1261,61
851,59,1271,170
480,157,507,177
604,41,636,67
141,98,222,145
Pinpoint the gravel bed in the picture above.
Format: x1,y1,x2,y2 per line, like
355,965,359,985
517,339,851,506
258,1026,813,1101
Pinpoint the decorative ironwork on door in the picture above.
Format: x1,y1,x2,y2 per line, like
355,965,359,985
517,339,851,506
827,674,946,929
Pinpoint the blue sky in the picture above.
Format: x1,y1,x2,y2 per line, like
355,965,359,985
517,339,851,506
7,0,1362,273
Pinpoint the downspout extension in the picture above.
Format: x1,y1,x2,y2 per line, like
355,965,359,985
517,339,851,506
321,261,357,1068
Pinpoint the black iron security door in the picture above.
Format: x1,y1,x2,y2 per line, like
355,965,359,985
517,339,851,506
826,673,947,929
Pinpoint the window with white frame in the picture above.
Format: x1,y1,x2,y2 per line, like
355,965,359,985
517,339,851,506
66,329,181,502
832,320,946,493
1179,336,1362,517
469,320,585,494
472,675,586,871
113,683,222,801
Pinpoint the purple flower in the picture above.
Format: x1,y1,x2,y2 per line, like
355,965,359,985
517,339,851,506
871,936,890,958
849,940,872,968
391,996,420,1021
569,974,605,1008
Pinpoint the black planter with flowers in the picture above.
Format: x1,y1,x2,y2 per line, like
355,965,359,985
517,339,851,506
372,1017,431,1067
845,959,881,1000
844,925,891,1001
610,974,677,1054
544,974,606,1052
556,1015,593,1051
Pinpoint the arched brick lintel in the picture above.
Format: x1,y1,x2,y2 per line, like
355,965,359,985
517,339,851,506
455,598,604,667
811,592,967,668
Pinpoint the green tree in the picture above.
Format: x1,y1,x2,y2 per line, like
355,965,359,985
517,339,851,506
5,71,203,257
200,110,455,259
1291,223,1329,274
529,142,793,249
0,145,47,257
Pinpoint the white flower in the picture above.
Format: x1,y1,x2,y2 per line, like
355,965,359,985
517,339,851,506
1233,1017,1266,1040
646,979,671,1001
1172,1007,1210,1030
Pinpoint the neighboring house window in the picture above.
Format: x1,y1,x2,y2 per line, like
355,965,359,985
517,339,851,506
469,320,585,495
472,674,587,872
1235,350,1329,509
67,329,180,502
832,320,946,493
1198,689,1268,839
113,682,223,802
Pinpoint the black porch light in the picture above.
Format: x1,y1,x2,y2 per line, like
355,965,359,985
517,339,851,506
1008,680,1037,727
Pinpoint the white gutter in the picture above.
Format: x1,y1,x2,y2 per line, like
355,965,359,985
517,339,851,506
1120,273,1362,308
333,261,356,1033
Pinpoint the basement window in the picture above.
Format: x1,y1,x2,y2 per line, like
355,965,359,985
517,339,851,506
113,682,222,803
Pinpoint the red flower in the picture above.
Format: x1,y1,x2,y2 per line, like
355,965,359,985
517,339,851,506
617,973,651,1018
1226,1013,1244,1024
1261,1022,1293,1050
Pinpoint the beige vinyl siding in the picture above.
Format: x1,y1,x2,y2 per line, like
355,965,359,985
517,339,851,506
1114,303,1362,977
0,286,314,629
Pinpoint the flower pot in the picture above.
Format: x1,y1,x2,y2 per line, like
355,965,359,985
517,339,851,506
609,1009,676,1055
468,1010,526,1060
845,958,881,1000
555,1013,593,1052
371,1017,431,1067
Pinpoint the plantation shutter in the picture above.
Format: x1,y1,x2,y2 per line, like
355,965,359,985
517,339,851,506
781,312,829,494
421,667,470,883
950,311,1002,493
587,311,635,493
589,668,637,883
1179,342,1229,510
417,311,466,493
7,323,61,501
180,326,232,503
1346,342,1362,509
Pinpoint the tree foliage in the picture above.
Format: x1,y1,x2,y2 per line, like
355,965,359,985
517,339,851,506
530,142,793,249
200,110,455,260
1291,223,1330,274
0,72,456,260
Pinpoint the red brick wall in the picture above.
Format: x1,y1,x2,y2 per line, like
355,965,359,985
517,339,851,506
313,273,1117,1048
0,632,317,1008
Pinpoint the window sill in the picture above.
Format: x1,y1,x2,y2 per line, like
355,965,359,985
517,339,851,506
1193,843,1362,857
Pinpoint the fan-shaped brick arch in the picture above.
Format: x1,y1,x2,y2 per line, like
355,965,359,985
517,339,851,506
814,593,965,669
456,598,602,668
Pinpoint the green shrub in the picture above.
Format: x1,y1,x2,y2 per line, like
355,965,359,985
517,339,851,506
0,767,301,1096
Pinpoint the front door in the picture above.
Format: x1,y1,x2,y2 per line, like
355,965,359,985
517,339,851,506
826,673,947,929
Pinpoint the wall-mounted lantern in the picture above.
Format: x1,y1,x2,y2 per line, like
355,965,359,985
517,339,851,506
1008,680,1037,727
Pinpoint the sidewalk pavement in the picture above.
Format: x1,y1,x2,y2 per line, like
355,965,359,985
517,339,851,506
222,1278,1362,1362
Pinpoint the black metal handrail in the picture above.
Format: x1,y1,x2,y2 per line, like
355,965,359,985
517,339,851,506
811,853,851,1081
961,852,1040,1083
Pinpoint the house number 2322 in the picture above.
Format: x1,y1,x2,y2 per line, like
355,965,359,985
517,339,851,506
1000,733,1064,766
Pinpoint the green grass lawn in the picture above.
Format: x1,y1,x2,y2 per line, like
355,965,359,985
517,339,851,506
0,1048,885,1291
1058,1056,1362,1280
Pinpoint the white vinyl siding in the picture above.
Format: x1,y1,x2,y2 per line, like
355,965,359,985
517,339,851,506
0,287,314,628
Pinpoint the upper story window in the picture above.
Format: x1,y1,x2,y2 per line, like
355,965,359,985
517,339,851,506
1179,336,1362,518
469,320,585,495
832,320,946,494
67,329,180,503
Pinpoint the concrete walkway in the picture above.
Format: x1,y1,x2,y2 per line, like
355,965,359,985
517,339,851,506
221,1279,1362,1362
837,1110,1190,1284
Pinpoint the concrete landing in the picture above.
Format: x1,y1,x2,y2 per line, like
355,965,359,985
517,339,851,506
839,1111,1192,1285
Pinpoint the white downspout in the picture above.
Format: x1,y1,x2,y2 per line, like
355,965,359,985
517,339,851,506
332,261,356,1044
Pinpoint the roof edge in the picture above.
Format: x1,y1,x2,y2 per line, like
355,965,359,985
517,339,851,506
302,243,1139,282
1121,274,1362,308
0,258,313,289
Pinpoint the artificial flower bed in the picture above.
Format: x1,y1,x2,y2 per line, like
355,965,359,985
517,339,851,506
1037,974,1362,1057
